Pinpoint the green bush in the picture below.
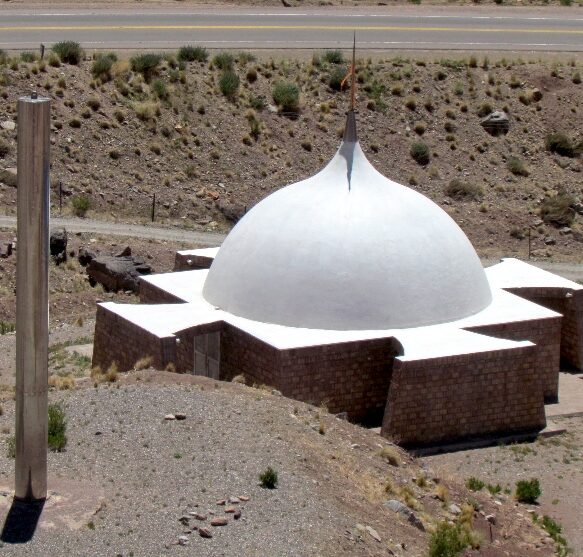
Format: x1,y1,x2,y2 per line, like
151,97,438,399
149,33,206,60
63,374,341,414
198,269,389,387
151,79,169,100
328,66,348,91
52,41,83,65
410,142,430,165
219,70,240,99
273,81,300,115
0,49,8,65
259,466,278,489
6,435,15,459
178,45,208,63
0,321,16,335
91,53,116,81
545,132,581,158
249,95,266,111
515,478,541,504
130,53,162,82
465,477,485,492
540,193,576,227
507,156,529,176
20,51,37,63
445,179,483,201
323,49,344,64
48,402,67,452
72,196,90,217
213,52,234,71
477,102,493,117
429,522,469,557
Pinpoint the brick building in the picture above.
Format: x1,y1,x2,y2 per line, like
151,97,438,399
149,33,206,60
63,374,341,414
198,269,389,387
93,112,581,449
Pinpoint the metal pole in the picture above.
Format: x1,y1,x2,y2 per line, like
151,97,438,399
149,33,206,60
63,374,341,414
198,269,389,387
15,92,50,502
59,180,62,215
151,193,156,222
528,227,532,260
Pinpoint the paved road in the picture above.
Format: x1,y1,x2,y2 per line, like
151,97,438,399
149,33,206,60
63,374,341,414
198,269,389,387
0,6,582,52
0,215,226,246
2,215,583,280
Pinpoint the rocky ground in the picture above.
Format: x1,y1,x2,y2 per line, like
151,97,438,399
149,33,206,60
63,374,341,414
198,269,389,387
0,369,572,557
0,49,582,265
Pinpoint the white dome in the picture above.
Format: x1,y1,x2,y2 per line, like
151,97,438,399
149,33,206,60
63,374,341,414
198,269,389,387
203,113,492,330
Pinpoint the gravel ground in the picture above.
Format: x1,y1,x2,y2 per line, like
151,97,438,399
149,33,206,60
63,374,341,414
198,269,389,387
0,373,558,557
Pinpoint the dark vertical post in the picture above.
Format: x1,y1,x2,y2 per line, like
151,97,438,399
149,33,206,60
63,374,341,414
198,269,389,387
40,44,45,60
528,226,531,260
15,92,50,502
151,193,156,222
58,180,62,215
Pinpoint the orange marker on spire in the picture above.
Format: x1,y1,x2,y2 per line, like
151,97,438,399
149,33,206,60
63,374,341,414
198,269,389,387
340,33,357,110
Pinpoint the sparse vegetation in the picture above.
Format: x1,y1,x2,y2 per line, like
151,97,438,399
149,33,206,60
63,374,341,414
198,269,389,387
465,477,485,492
545,132,581,158
428,522,470,557
219,70,240,99
540,193,576,227
213,52,234,71
515,478,541,504
323,49,344,65
273,81,300,115
6,435,16,459
72,196,90,217
410,142,430,165
379,445,401,466
52,41,83,65
445,179,483,201
259,465,278,489
178,45,208,63
130,53,162,82
48,402,67,452
91,52,117,81
507,156,529,176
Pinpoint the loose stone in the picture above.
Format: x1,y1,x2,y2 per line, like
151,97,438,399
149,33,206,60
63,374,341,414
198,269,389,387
211,517,228,527
199,527,213,538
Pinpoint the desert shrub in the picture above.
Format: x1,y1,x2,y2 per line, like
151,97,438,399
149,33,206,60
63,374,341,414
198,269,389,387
273,81,300,115
414,122,426,135
91,53,116,81
6,435,15,459
0,137,10,158
515,478,541,504
379,445,400,466
87,96,101,111
259,466,278,489
410,142,430,165
323,49,344,64
178,45,208,63
465,477,485,491
249,94,266,110
405,97,416,110
151,79,169,100
0,321,15,334
219,70,240,98
130,53,162,82
20,51,37,63
540,193,576,227
328,66,348,91
213,52,234,70
134,101,159,121
429,522,469,557
246,67,258,83
48,402,67,452
507,156,529,176
477,102,493,117
237,51,256,65
545,132,581,158
573,72,582,84
534,515,568,552
445,179,483,201
0,49,8,65
72,196,90,217
52,41,83,65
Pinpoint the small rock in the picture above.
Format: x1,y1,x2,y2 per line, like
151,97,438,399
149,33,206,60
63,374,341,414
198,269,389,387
448,504,462,515
559,227,572,235
164,414,176,421
486,514,497,525
234,509,242,520
198,527,212,538
365,526,381,542
531,88,543,102
211,517,228,527
1,121,15,131
175,413,187,420
225,506,236,513
216,499,226,506
239,495,250,502
385,500,412,517
178,515,190,525
115,246,132,257
177,535,189,546
190,512,207,521
408,513,425,531
228,497,240,504
1,167,18,188
544,236,556,246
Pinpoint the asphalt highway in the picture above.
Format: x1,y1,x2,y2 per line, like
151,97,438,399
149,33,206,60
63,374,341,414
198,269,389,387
0,6,582,52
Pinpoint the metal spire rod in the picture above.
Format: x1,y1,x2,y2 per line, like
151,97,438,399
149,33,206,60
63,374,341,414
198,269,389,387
350,33,356,111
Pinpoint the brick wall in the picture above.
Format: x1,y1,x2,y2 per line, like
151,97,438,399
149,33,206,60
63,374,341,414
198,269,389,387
465,315,561,402
504,287,583,371
138,279,184,304
92,305,176,372
382,345,546,448
174,323,224,373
